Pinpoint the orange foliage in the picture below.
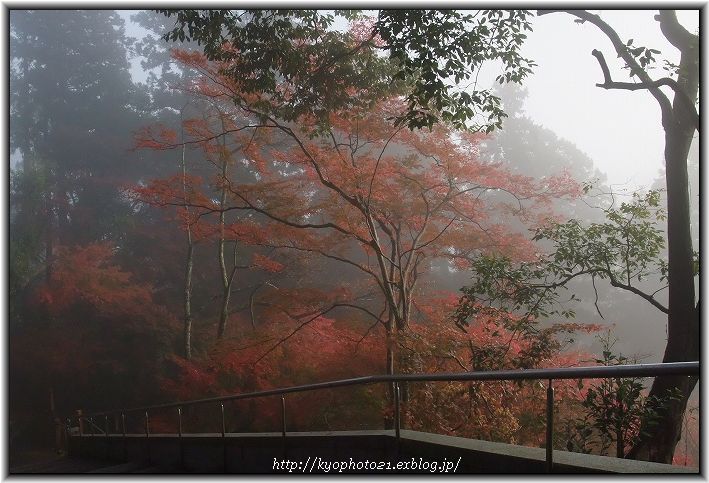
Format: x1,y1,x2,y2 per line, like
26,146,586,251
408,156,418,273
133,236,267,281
12,244,178,415
251,253,285,273
36,243,167,325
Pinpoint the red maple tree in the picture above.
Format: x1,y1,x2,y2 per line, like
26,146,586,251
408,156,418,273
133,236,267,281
129,45,600,442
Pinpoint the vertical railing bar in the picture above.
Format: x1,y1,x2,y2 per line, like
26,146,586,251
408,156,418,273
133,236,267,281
221,403,227,473
394,382,401,442
178,407,183,437
220,403,226,437
122,413,127,463
77,414,84,458
546,378,554,473
64,418,70,455
178,407,184,469
145,411,151,464
104,415,110,460
281,395,287,438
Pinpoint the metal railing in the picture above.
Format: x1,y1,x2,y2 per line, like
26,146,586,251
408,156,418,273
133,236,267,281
69,361,698,472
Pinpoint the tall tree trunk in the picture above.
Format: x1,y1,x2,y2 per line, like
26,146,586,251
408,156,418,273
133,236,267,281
216,185,229,338
216,128,236,339
216,239,238,339
538,10,699,463
184,232,194,360
180,117,194,360
629,128,699,461
216,252,230,339
626,14,699,463
628,140,699,459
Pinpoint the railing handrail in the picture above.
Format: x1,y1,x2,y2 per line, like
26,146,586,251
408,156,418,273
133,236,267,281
78,361,698,418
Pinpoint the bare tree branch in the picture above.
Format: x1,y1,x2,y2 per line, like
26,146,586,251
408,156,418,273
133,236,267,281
537,9,674,123
590,49,698,131
253,302,385,365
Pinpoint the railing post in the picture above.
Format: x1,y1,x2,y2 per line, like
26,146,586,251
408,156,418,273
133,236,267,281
64,418,70,454
221,403,226,472
76,412,84,458
104,415,110,460
121,413,127,463
220,403,226,437
178,407,183,437
53,417,62,455
546,379,554,473
145,411,150,464
281,395,287,438
394,382,401,442
178,407,184,469
77,410,84,437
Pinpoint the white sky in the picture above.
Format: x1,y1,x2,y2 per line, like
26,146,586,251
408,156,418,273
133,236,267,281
120,9,699,191
521,10,699,191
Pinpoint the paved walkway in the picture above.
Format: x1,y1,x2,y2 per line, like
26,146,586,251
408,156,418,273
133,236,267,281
10,454,175,474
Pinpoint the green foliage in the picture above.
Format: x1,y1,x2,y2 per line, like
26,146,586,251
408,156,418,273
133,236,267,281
455,255,577,331
533,190,666,285
376,10,535,131
159,9,536,132
453,253,592,369
623,38,662,75
455,189,672,329
564,332,682,458
159,10,399,135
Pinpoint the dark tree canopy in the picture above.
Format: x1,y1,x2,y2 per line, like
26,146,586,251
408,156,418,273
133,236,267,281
159,9,535,132
10,10,152,247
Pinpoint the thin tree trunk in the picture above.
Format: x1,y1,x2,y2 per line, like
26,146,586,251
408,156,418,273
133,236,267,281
216,187,229,338
180,116,194,360
217,241,238,339
184,232,193,360
616,386,624,458
216,127,236,339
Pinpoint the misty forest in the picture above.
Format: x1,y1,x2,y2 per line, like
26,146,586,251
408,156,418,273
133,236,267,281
9,9,699,470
